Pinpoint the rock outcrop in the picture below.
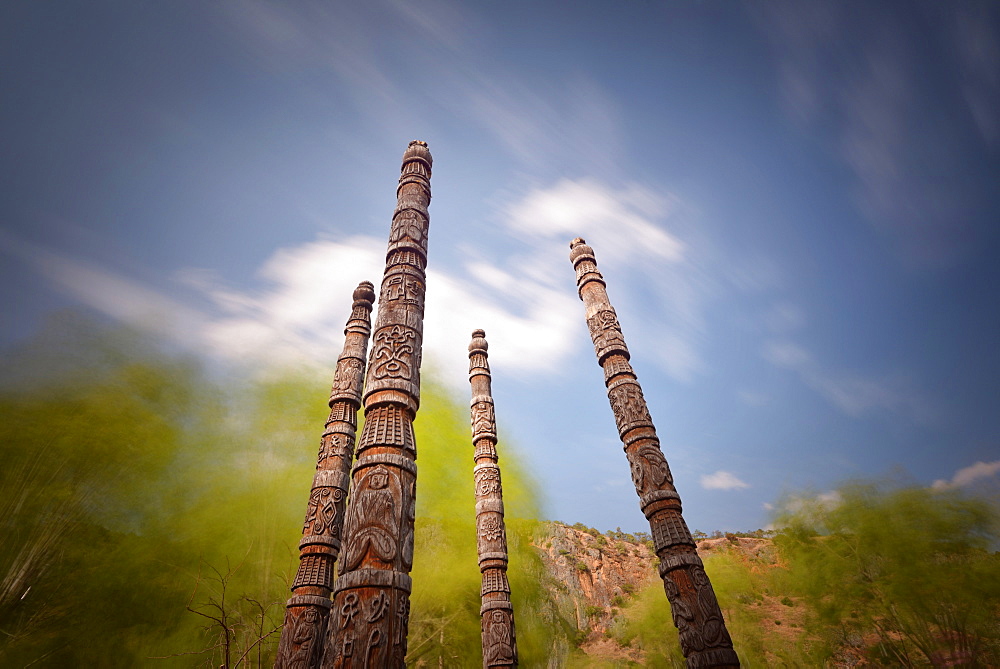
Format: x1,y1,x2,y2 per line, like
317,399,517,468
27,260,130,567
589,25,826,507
533,522,658,633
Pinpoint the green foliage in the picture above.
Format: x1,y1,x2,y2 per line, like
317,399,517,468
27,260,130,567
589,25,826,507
608,485,1000,666
403,378,553,667
0,316,324,666
570,522,601,538
0,314,558,667
775,479,1000,666
7,316,999,667
612,577,684,666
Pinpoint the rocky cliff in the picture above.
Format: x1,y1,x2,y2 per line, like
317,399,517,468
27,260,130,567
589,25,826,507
532,523,784,664
534,522,658,634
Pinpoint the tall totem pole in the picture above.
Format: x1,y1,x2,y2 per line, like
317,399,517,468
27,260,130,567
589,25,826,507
468,329,518,668
569,238,740,669
323,141,433,667
276,281,376,669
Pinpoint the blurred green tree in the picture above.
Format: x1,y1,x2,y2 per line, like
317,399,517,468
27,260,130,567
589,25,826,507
775,480,1000,666
0,312,567,667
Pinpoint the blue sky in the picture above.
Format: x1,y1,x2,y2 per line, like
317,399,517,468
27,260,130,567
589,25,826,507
2,1,999,533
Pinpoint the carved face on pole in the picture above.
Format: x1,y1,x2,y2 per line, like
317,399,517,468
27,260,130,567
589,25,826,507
370,469,389,490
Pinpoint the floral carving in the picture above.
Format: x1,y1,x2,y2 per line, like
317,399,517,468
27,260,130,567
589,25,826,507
371,325,418,380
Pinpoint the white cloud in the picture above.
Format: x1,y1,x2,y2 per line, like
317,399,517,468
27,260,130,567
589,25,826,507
186,236,386,367
501,179,710,382
737,390,770,407
8,227,582,387
953,6,1000,146
700,471,750,491
0,231,209,341
752,1,995,267
763,302,805,333
816,490,842,506
762,502,774,511
8,173,709,388
504,179,683,263
778,490,842,515
932,460,1000,490
762,338,934,421
219,1,634,176
762,340,812,368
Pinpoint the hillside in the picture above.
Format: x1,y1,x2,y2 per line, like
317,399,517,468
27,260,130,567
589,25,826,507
530,517,1000,668
532,522,803,666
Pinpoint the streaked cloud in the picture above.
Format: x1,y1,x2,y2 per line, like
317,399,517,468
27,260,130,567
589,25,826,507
762,302,805,333
500,179,710,382
777,489,842,516
932,460,1000,490
737,391,770,407
752,1,999,267
3,175,706,388
504,178,683,263
816,490,842,506
701,471,750,491
762,338,934,421
0,231,208,341
762,340,811,368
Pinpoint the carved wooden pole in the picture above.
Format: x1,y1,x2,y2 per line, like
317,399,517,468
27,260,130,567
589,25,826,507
275,280,376,669
323,141,432,667
468,329,518,669
569,238,740,669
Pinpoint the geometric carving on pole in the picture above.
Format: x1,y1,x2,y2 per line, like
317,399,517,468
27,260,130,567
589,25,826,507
323,141,433,667
468,329,518,668
569,238,740,669
275,280,377,669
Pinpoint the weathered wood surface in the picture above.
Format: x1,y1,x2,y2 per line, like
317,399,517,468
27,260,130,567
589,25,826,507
468,329,518,668
569,238,740,669
322,141,432,668
275,281,376,669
